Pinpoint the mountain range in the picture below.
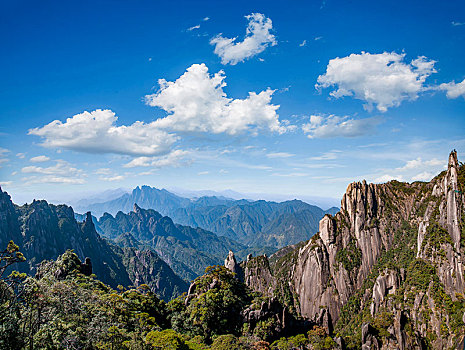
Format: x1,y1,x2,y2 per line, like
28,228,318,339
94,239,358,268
75,185,338,249
0,150,464,348
95,204,256,281
0,190,187,301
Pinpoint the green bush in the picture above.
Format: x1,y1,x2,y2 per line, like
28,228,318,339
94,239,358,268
146,329,189,350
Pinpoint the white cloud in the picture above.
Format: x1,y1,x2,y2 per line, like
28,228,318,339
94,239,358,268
187,24,200,31
452,21,465,26
0,148,9,166
139,170,157,176
316,52,436,112
272,172,309,177
302,114,383,138
374,174,404,183
198,171,209,175
16,153,25,159
314,36,323,41
0,181,12,186
299,40,307,47
21,159,86,185
210,13,276,65
145,63,285,135
374,157,446,184
438,78,465,99
95,168,112,175
395,157,443,171
30,155,50,163
309,150,341,160
22,159,84,176
412,171,434,182
22,176,85,185
124,149,190,168
100,175,125,182
29,109,177,157
266,152,294,158
203,17,210,21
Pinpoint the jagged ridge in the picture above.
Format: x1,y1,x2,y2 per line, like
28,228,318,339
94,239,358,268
226,151,465,349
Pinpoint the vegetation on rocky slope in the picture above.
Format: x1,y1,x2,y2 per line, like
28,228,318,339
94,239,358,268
0,247,339,349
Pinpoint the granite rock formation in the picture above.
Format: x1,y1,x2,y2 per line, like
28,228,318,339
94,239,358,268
225,151,465,348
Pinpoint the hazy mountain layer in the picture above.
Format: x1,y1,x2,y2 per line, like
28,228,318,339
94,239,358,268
79,185,337,248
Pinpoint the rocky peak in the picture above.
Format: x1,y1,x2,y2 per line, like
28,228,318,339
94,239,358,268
85,211,92,223
82,211,96,234
0,186,21,248
242,254,276,297
224,250,243,278
445,149,461,250
341,180,380,239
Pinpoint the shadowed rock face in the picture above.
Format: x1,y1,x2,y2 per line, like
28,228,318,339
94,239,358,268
227,151,465,349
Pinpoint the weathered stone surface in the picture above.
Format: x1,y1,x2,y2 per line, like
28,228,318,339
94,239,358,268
370,269,399,316
241,151,465,348
243,255,276,297
225,250,243,278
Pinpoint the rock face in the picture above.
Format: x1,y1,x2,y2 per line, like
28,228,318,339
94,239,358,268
224,252,276,297
370,269,399,316
238,151,465,349
242,255,276,297
0,189,187,301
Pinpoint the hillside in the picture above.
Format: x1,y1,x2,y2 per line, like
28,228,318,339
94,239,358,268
97,204,249,281
0,190,187,301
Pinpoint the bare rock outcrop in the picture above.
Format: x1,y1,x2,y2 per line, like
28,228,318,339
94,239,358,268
224,250,244,280
370,269,399,316
242,255,276,297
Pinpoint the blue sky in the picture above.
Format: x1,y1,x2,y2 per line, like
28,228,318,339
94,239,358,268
1,0,464,207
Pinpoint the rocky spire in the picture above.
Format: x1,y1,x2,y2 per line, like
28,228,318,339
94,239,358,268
133,203,142,213
445,150,461,250
224,250,242,278
81,212,97,239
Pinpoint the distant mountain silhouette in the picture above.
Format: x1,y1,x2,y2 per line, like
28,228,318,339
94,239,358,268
78,185,337,248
